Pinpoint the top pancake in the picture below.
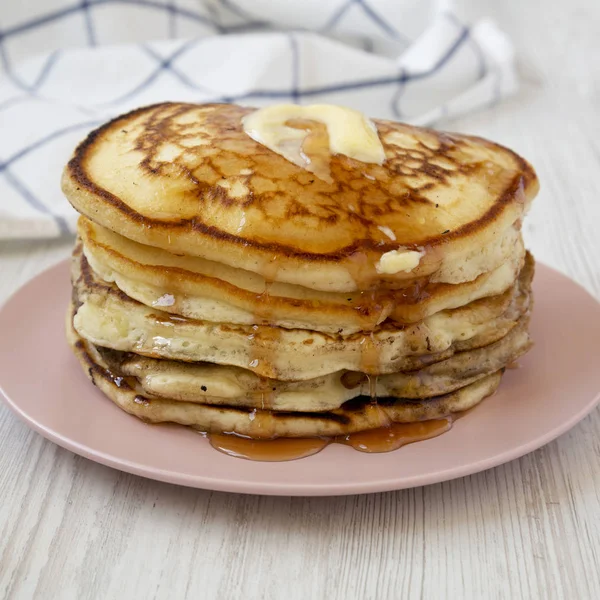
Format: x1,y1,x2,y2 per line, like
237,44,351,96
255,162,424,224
63,102,539,292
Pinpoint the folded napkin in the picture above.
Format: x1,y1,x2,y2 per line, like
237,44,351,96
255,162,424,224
0,0,516,240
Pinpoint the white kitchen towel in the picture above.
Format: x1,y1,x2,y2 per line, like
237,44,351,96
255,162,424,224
0,0,516,240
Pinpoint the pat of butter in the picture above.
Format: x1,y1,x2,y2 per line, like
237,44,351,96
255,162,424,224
242,104,385,166
376,248,424,275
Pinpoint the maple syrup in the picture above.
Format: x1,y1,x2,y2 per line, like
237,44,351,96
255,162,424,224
245,324,282,380
337,418,453,453
206,416,455,462
347,251,379,292
208,434,328,461
208,112,465,462
286,118,333,183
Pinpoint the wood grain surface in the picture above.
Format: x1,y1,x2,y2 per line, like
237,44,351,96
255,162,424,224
1,2,599,598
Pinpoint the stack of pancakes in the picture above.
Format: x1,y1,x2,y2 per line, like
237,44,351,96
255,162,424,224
63,103,539,441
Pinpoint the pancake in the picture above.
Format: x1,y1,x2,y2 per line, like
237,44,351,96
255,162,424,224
62,102,539,293
72,244,533,380
62,101,539,450
96,317,531,412
68,317,503,438
80,216,525,333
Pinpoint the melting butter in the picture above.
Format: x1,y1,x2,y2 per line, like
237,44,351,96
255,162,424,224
242,104,385,178
376,248,424,275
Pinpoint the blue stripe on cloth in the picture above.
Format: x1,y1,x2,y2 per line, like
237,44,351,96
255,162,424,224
104,38,207,105
470,37,487,80
322,0,409,44
0,4,84,41
167,0,177,39
31,50,62,91
0,120,101,173
288,34,300,103
390,29,470,119
321,0,353,31
0,0,219,41
203,0,225,30
97,0,222,32
0,43,31,92
0,95,31,112
442,10,485,80
216,0,263,24
140,44,221,94
361,36,374,53
3,168,70,234
101,25,470,106
356,0,409,43
81,0,97,46
442,10,466,31
233,26,470,100
0,21,469,112
390,68,407,119
140,40,221,98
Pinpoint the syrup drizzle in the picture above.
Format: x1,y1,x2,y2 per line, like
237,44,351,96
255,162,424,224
337,418,453,453
210,261,457,463
360,331,380,398
248,259,282,383
207,416,455,462
285,118,333,183
229,198,454,463
209,434,328,462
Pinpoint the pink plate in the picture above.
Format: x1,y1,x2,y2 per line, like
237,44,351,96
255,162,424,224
1,260,599,496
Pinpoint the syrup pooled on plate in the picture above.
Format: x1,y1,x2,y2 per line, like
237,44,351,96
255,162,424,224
337,417,454,453
206,416,456,462
208,434,329,462
204,284,459,462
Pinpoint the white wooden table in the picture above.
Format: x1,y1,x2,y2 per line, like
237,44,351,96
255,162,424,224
1,3,599,598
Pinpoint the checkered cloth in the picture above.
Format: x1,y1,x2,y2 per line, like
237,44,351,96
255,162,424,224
0,0,516,240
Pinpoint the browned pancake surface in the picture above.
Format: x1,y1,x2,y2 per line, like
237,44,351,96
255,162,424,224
63,103,538,291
